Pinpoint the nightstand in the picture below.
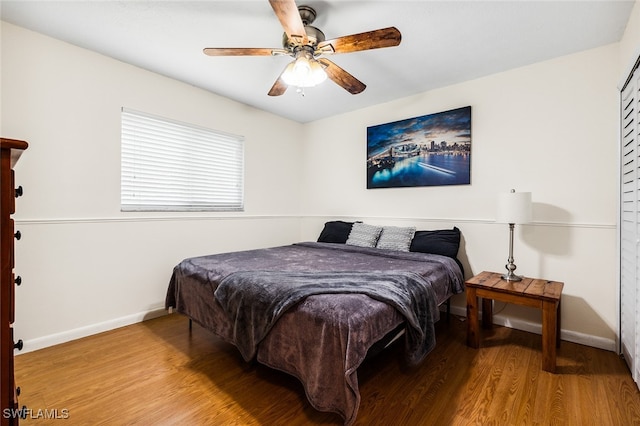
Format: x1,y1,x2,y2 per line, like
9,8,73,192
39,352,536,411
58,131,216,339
465,271,564,373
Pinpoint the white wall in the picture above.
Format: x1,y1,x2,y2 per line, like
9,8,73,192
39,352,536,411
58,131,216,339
300,43,621,350
1,22,305,351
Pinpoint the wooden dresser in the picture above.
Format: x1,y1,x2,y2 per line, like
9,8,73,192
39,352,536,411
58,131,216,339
1,138,28,425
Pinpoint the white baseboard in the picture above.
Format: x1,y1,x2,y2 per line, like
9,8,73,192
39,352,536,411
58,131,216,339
16,307,168,354
447,305,616,352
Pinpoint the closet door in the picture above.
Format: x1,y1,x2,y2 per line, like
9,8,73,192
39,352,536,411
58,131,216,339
621,64,640,385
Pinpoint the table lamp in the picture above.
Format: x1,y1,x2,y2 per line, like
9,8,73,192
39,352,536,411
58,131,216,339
496,189,532,281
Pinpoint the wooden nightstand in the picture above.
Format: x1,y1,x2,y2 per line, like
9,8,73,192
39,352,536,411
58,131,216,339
465,271,564,373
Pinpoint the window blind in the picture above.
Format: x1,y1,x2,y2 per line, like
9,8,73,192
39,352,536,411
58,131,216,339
121,108,244,211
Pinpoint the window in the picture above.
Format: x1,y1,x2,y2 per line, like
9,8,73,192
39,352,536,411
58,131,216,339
121,108,244,212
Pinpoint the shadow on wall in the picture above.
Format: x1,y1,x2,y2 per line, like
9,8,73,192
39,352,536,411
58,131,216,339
456,233,471,280
522,202,572,278
557,294,617,346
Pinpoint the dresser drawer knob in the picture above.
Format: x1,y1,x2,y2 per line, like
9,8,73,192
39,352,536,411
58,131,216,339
14,339,23,351
14,185,23,197
15,276,22,286
14,230,21,240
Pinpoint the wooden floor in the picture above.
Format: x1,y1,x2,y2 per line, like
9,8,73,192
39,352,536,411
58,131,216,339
14,313,640,425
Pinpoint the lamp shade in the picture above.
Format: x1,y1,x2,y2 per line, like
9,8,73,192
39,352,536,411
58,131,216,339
496,190,532,224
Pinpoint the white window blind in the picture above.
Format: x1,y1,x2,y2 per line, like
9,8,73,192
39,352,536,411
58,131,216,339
121,108,244,212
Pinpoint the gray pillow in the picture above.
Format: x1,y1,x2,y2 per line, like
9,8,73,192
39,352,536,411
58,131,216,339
376,226,416,252
345,222,383,248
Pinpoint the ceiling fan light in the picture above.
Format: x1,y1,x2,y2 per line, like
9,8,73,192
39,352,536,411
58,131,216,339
310,59,327,85
281,56,327,88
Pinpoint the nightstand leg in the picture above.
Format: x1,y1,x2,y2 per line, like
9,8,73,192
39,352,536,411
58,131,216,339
482,298,493,329
542,300,557,373
466,288,479,348
556,298,561,348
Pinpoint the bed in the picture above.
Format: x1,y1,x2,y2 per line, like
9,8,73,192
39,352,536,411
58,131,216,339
165,222,464,425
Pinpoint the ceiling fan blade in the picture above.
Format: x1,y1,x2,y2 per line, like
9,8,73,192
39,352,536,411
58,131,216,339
317,58,366,95
317,27,401,54
203,48,280,57
268,66,289,96
268,78,288,96
269,0,308,44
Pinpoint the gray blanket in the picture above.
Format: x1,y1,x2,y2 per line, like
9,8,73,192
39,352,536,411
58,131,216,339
214,270,439,364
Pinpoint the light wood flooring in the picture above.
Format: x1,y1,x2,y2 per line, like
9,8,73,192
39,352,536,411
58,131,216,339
14,313,640,425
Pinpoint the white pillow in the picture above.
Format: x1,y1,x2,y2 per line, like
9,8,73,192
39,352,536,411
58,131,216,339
376,226,416,252
345,222,383,248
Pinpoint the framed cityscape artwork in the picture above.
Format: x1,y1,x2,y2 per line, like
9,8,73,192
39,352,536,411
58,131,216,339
366,106,471,189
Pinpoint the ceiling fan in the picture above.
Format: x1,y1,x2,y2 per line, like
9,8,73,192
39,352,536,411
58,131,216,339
203,0,402,96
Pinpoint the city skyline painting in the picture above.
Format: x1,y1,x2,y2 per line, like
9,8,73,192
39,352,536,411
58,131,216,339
366,106,472,189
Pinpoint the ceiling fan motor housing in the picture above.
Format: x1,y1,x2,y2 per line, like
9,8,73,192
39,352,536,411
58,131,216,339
282,5,325,50
282,25,325,49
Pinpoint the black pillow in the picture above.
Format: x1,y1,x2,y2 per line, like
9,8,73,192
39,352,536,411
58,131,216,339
317,221,355,244
409,227,461,258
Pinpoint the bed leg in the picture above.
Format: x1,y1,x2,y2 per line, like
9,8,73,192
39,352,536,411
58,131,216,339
446,299,451,323
189,318,193,331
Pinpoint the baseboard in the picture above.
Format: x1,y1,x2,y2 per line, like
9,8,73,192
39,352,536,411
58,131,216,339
447,305,616,352
16,307,168,354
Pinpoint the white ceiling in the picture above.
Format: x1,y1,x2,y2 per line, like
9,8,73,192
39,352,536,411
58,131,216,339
0,1,635,123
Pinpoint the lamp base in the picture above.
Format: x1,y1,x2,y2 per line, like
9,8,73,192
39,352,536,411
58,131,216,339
501,271,523,282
